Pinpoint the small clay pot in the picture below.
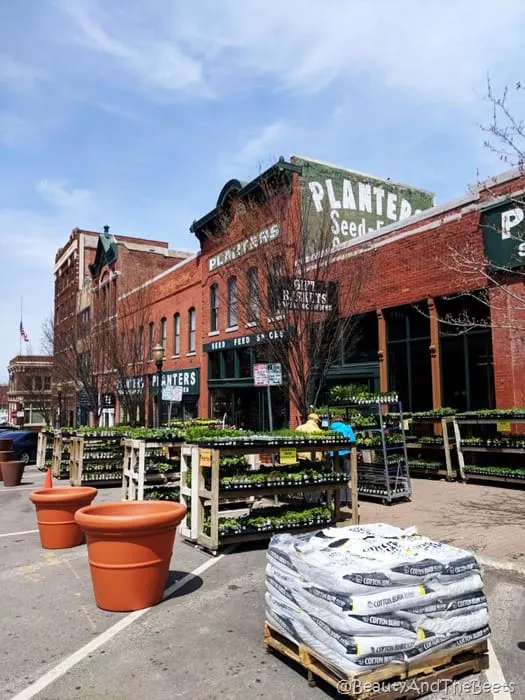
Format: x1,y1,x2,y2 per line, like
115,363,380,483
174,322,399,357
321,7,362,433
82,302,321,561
2,460,25,487
0,438,13,450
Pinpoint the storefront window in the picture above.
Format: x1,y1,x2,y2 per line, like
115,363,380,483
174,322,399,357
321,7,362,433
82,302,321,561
386,304,432,411
437,294,494,410
209,353,221,379
238,348,252,378
344,312,378,364
224,350,235,377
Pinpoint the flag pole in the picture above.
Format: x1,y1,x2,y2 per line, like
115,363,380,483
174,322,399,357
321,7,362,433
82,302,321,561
19,296,22,356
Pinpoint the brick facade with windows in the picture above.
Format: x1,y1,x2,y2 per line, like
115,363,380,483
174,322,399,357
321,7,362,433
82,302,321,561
54,158,525,427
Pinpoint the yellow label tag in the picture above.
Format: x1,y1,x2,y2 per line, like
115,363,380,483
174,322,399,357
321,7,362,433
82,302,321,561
417,628,426,641
279,447,297,465
200,448,212,467
497,421,512,433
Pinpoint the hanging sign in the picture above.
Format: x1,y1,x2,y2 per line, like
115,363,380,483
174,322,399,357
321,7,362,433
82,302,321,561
279,447,297,465
162,385,183,402
200,449,212,467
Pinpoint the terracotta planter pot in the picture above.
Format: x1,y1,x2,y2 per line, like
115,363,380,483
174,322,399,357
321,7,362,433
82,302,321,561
29,487,98,549
0,439,13,450
0,450,13,462
2,460,25,487
75,501,187,612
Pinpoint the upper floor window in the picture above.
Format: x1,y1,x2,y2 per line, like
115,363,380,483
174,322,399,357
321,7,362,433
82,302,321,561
188,308,196,352
160,317,167,354
173,313,180,355
210,284,219,332
247,267,259,323
138,326,144,360
227,276,238,328
149,322,155,357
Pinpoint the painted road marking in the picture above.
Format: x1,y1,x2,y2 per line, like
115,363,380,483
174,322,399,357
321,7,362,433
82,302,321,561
486,639,513,699
0,529,38,538
11,546,234,700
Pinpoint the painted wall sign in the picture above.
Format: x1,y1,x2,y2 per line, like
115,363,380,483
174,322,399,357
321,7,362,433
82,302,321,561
481,201,525,269
293,157,434,253
203,328,287,353
208,223,280,271
272,278,338,313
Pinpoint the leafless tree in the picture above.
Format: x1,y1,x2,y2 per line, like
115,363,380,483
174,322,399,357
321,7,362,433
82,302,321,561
209,170,374,422
428,77,525,340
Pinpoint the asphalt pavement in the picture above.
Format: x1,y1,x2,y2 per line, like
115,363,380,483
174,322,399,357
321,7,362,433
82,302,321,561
1,467,523,700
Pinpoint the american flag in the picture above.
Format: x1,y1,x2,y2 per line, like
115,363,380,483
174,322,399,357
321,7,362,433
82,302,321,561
20,321,29,342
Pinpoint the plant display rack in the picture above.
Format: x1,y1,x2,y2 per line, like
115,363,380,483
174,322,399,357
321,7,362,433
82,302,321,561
69,433,125,486
45,432,71,479
454,412,525,486
327,397,411,503
121,438,181,501
405,415,458,480
36,431,50,472
184,434,357,554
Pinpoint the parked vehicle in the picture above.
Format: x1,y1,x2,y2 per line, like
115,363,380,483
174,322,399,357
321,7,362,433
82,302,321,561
0,423,19,432
0,431,38,464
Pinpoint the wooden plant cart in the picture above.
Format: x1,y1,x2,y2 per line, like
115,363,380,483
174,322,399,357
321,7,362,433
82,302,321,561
69,433,124,486
264,622,488,699
36,431,48,471
121,438,181,501
454,413,525,486
406,415,457,481
183,435,358,554
50,432,70,478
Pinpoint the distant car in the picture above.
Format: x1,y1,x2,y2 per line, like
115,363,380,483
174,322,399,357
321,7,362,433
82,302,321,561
0,423,19,432
0,430,38,464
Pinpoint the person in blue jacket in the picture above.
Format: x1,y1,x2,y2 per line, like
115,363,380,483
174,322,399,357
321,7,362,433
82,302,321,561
329,414,356,505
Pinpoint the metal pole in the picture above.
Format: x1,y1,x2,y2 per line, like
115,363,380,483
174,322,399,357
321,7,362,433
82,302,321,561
266,385,273,432
156,364,163,428
58,392,62,428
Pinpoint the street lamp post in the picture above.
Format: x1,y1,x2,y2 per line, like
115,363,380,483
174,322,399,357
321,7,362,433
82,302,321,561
152,345,164,429
56,382,63,428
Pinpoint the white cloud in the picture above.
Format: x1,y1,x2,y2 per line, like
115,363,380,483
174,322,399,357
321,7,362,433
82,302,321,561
56,0,203,92
0,54,45,92
36,179,93,210
227,121,290,175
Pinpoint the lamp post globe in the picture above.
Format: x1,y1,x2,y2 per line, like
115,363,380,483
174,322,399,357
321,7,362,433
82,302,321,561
152,345,164,428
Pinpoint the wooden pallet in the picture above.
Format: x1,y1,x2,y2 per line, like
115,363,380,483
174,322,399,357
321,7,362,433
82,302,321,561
264,622,489,699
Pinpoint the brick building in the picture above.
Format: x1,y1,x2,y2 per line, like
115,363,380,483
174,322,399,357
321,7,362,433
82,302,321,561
53,157,525,428
7,355,53,428
53,226,191,426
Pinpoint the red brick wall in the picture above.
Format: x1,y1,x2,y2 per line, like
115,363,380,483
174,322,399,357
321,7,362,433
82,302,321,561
490,283,525,407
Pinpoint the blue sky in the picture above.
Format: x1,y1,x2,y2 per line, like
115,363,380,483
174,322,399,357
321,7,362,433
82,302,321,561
1,0,525,382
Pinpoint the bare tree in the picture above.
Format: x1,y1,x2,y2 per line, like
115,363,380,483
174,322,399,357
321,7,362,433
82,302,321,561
430,78,525,339
209,170,374,422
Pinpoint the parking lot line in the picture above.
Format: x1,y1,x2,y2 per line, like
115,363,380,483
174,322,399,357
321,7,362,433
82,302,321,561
486,639,513,699
10,546,234,700
0,529,38,538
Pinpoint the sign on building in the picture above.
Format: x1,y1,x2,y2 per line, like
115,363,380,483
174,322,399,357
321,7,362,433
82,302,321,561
253,363,283,386
271,278,338,313
253,364,269,386
481,201,525,269
267,363,283,386
293,156,434,254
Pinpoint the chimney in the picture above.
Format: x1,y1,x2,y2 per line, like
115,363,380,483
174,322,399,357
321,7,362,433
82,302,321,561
103,225,110,234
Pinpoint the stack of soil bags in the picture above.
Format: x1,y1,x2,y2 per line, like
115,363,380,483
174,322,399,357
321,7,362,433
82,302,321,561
265,523,489,673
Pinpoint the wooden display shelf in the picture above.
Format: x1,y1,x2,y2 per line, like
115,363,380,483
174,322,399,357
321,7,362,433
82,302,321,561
264,622,488,699
184,438,358,554
121,438,181,501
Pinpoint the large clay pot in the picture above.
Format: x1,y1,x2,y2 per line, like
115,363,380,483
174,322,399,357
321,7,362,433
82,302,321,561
2,460,25,487
75,501,187,612
0,438,13,450
29,487,98,549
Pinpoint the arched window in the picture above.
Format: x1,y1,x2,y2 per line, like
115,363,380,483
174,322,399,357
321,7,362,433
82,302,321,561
173,313,180,355
160,317,167,353
247,267,259,323
210,284,219,332
138,326,144,360
188,308,196,352
268,256,284,314
149,321,155,357
227,276,238,328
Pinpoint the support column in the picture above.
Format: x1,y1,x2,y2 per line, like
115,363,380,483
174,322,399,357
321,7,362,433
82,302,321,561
377,309,388,392
428,298,442,409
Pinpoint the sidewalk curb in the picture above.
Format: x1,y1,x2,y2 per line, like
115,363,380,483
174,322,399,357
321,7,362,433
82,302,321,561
477,553,525,578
